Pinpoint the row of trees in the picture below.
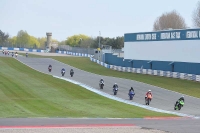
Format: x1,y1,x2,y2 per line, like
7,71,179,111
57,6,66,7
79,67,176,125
64,34,124,49
153,1,200,30
0,30,58,49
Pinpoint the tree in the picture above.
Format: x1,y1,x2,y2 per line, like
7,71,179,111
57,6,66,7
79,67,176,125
16,30,30,48
193,1,200,27
37,37,47,49
29,36,40,48
90,36,124,49
79,38,94,48
153,10,187,31
66,34,90,47
0,30,9,46
8,36,17,47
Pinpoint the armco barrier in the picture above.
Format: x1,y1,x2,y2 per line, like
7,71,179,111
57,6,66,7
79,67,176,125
0,47,46,53
89,57,200,82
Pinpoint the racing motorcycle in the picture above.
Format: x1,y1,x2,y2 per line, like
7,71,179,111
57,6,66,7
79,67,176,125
128,91,135,100
145,94,152,105
113,87,118,95
174,100,184,110
48,66,52,72
99,81,104,89
70,71,74,77
61,70,65,76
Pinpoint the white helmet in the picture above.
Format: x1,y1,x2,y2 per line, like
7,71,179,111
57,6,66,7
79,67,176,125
115,83,117,85
148,90,151,92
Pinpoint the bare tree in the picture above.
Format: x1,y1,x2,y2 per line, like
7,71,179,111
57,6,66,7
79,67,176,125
153,10,187,31
193,1,200,27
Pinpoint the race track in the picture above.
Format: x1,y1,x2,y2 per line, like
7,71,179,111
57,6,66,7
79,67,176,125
15,55,200,116
1,52,200,133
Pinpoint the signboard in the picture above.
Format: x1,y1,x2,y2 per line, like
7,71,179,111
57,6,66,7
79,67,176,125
124,28,200,42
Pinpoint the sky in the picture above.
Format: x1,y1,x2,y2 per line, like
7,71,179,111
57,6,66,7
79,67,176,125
0,0,199,41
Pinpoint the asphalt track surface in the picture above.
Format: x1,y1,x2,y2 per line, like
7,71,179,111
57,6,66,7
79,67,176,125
1,52,200,133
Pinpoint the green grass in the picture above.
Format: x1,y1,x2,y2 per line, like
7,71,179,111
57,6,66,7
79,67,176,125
19,53,200,98
0,57,174,118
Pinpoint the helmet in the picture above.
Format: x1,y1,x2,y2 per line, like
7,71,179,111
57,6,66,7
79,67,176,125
101,78,103,80
115,83,117,85
181,96,184,98
148,90,151,92
131,87,133,89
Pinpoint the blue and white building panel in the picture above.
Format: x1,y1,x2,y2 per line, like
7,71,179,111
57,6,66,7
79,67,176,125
124,28,200,63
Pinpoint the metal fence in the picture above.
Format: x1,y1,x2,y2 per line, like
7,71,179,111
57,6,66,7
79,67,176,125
58,45,95,55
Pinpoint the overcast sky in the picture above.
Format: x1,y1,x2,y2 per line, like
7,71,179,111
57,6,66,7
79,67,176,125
0,0,199,41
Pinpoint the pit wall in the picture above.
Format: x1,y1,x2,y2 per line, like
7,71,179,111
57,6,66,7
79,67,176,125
105,53,200,75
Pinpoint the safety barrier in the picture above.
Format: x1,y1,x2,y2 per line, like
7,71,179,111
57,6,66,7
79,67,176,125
0,47,47,53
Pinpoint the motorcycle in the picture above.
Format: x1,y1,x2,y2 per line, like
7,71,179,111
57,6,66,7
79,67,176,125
128,91,135,100
70,71,74,77
99,81,104,89
113,87,118,95
174,100,184,110
61,70,65,76
145,94,152,105
48,67,52,72
26,53,28,57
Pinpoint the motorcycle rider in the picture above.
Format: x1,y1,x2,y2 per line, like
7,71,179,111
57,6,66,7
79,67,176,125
70,69,74,74
61,68,65,73
113,83,118,90
26,52,28,57
129,87,135,97
129,87,134,92
99,78,104,84
145,90,153,101
175,96,185,106
48,64,52,70
15,52,18,57
99,78,104,87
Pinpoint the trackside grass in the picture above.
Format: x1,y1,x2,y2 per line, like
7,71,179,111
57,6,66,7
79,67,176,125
0,57,175,118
